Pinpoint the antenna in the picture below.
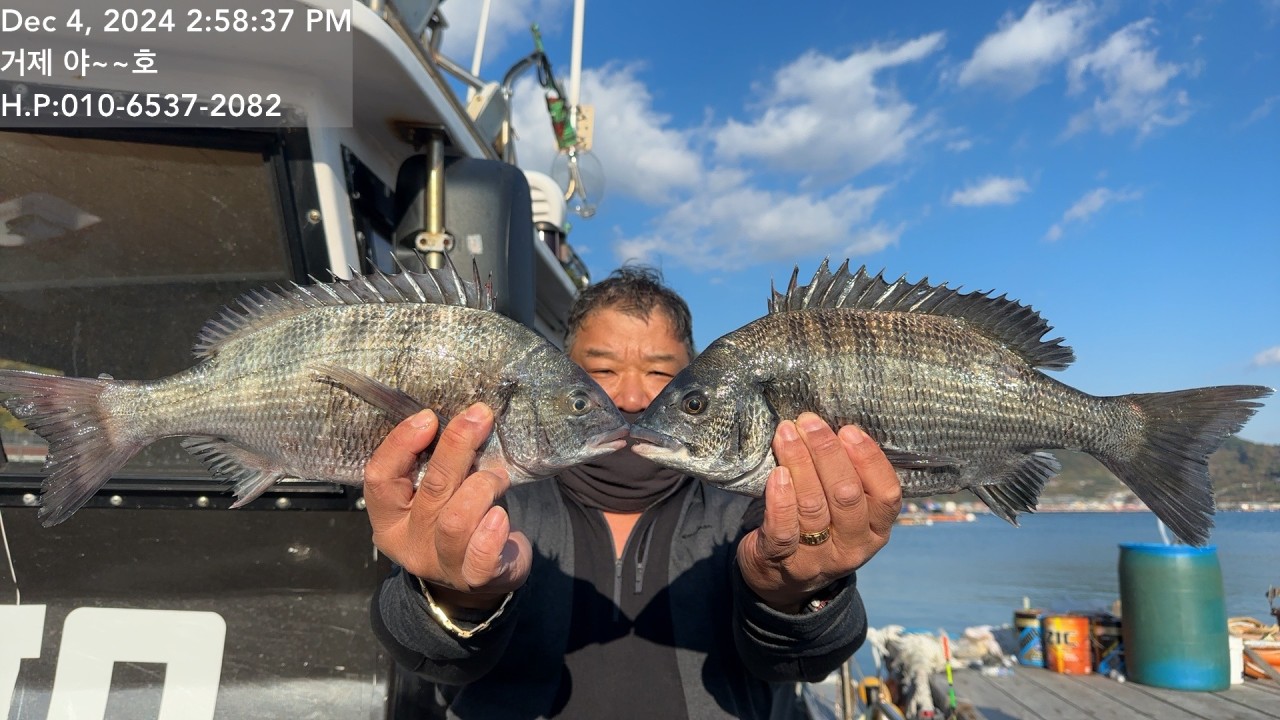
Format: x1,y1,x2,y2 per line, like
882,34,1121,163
467,0,494,103
569,0,584,111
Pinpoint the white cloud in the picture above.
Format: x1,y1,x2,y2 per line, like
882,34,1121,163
615,182,900,271
1253,347,1280,367
511,65,703,204
844,223,906,257
1065,19,1190,137
949,176,1031,206
945,139,974,152
1238,95,1280,129
958,1,1095,93
1265,0,1280,25
436,0,571,70
712,33,945,178
503,36,922,271
1044,187,1141,240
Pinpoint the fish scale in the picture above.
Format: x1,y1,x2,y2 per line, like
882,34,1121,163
631,260,1271,546
0,261,628,527
744,310,1097,477
112,304,504,478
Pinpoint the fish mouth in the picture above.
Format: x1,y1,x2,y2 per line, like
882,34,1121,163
586,426,631,453
627,425,685,456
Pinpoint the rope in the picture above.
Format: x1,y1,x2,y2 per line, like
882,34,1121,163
867,626,946,718
0,509,18,605
1229,616,1278,641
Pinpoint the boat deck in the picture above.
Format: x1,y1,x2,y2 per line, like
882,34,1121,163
936,666,1280,719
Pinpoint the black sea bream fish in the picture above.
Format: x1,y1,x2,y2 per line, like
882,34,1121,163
0,260,627,526
630,261,1271,546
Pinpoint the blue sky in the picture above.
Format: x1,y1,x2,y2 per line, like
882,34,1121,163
442,0,1279,444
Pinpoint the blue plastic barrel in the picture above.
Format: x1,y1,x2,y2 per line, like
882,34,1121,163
1118,543,1230,691
1014,609,1045,667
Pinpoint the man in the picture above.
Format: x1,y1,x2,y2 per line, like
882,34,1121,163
366,266,901,718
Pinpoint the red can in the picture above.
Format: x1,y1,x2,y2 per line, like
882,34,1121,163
1043,614,1092,674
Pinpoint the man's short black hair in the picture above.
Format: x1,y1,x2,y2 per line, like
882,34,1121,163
566,264,695,359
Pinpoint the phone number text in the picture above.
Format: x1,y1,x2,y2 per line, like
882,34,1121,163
2,90,282,119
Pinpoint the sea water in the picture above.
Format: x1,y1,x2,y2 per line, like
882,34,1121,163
855,511,1278,636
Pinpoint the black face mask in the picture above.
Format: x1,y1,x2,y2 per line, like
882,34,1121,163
557,411,688,512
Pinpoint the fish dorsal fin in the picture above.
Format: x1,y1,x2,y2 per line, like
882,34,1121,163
193,255,493,359
768,259,1075,371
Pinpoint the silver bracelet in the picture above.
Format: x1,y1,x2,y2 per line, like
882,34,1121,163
417,577,513,639
802,581,841,614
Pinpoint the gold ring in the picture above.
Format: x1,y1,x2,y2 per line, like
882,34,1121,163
799,526,831,546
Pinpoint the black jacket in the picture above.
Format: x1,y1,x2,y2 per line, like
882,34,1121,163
371,479,867,719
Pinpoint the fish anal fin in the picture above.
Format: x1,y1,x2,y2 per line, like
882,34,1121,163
972,486,1019,526
972,451,1060,526
180,437,287,507
310,364,426,423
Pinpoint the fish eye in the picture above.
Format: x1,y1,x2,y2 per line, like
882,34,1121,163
569,391,591,415
680,391,708,415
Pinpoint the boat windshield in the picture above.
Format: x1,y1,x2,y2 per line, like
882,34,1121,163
0,129,293,483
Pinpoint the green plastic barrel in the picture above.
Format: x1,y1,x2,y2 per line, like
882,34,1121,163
1118,543,1230,691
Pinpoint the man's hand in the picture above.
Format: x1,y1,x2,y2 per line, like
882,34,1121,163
364,403,531,610
736,413,902,613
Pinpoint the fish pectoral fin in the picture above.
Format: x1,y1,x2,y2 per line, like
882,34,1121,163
310,363,426,423
972,451,1061,527
181,436,288,507
880,446,962,469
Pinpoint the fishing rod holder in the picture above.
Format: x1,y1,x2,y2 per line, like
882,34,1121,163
394,126,455,269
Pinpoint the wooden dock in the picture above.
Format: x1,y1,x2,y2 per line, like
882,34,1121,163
934,666,1280,719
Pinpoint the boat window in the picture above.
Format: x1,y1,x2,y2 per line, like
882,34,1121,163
0,129,293,486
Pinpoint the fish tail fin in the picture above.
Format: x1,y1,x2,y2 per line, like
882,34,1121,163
1096,385,1272,546
0,370,147,526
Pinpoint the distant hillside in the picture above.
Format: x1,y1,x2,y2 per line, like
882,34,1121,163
915,436,1280,506
1043,437,1280,505
1208,436,1280,503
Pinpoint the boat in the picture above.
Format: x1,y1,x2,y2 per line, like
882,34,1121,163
896,502,978,526
1242,587,1280,681
896,512,936,527
1,1,594,716
1244,641,1280,681
921,511,976,524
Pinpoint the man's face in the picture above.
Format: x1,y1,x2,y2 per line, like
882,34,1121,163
567,306,691,415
